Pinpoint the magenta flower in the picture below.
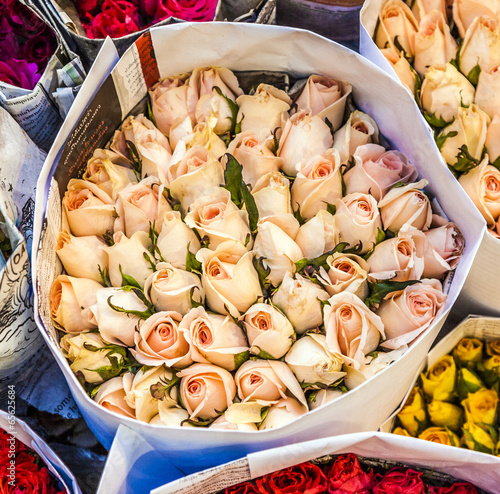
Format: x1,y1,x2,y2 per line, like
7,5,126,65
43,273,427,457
0,59,41,90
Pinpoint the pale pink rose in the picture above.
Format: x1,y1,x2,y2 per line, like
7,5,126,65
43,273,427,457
236,83,291,140
94,377,135,419
453,0,500,38
317,253,369,299
344,144,418,200
334,193,382,254
196,241,263,317
184,187,251,249
56,232,107,283
133,311,192,368
291,149,342,220
295,209,340,260
424,220,465,271
50,275,101,334
178,363,236,419
259,397,309,430
379,180,432,232
181,307,248,371
251,172,292,218
227,131,284,187
294,74,352,131
62,179,116,237
381,47,418,95
411,0,447,22
278,110,333,177
459,158,500,225
209,414,258,431
234,359,306,406
377,279,446,349
324,292,385,369
115,176,171,237
182,118,227,160
414,10,457,77
476,66,500,119
485,115,500,163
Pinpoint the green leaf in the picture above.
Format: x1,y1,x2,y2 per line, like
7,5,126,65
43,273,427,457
436,130,458,151
365,280,420,309
253,256,272,292
491,154,500,171
295,242,350,273
214,86,239,137
240,180,259,234
83,342,128,360
143,251,157,271
186,243,202,274
251,347,281,360
107,296,154,320
126,140,142,181
147,99,157,127
119,265,142,289
102,231,114,246
293,207,306,226
452,145,481,174
326,203,336,215
466,64,481,86
98,265,112,287
150,374,180,401
223,154,243,207
234,350,250,370
412,65,422,101
92,355,126,381
375,228,386,245
393,36,410,61
271,128,279,155
423,111,450,128
189,286,203,308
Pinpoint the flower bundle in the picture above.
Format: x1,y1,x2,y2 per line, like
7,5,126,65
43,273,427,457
74,0,219,39
51,66,465,430
0,428,66,494
0,0,57,90
394,336,500,456
220,453,480,494
372,0,500,237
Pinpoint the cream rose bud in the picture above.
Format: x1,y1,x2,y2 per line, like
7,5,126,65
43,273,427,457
375,0,419,59
251,172,292,218
425,221,465,271
178,363,236,420
197,241,263,317
157,211,201,270
94,377,135,418
56,232,108,283
253,214,303,286
168,145,225,214
410,0,447,24
324,292,385,369
50,275,100,333
459,16,500,76
272,272,329,334
295,210,340,260
183,118,227,160
209,414,258,431
102,231,153,288
294,75,352,131
259,398,309,430
149,403,189,427
124,365,178,423
379,180,432,233
226,132,284,187
278,110,333,177
345,144,418,201
439,104,490,167
62,179,116,237
236,83,291,140
242,303,295,359
459,158,500,225
381,47,418,95
333,111,380,164
334,193,382,254
291,149,342,220
486,115,500,164
181,306,249,371
420,63,475,123
132,311,192,368
235,359,307,406
377,279,446,349
185,187,251,249
475,66,500,120
453,0,499,38
114,177,171,237
308,388,344,410
94,287,149,347
414,11,457,77
285,334,345,386
144,263,204,315
316,253,369,299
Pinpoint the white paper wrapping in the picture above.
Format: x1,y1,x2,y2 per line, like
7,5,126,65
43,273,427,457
33,24,483,477
359,0,500,319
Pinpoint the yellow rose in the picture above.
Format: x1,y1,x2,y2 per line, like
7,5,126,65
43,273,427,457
462,388,499,427
422,355,456,401
428,400,463,431
457,368,485,400
486,340,500,357
453,337,484,364
463,421,497,454
483,355,500,374
397,387,427,436
418,426,460,447
393,426,412,437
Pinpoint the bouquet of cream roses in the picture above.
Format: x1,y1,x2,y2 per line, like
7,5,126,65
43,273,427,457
50,66,465,430
372,0,500,237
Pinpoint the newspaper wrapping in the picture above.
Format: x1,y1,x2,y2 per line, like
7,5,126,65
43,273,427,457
33,24,484,473
359,0,500,321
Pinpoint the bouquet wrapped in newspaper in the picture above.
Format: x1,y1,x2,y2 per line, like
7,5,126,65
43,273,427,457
0,0,85,152
360,0,500,320
33,24,483,474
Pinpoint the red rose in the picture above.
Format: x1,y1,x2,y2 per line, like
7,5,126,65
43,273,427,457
325,453,374,494
0,59,40,90
0,459,61,494
255,461,327,494
224,482,260,494
373,468,425,494
428,483,479,494
83,0,141,39
148,0,218,23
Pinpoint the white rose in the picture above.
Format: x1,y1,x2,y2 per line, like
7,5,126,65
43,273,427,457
381,47,418,95
475,66,500,119
149,404,189,427
486,114,500,163
452,0,500,38
308,388,344,410
259,398,309,430
209,413,258,431
272,272,329,334
94,377,135,418
197,241,263,317
295,209,340,260
242,303,295,359
285,333,345,386
182,118,227,160
251,172,292,218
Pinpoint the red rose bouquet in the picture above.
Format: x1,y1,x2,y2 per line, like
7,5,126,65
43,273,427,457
0,0,57,89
